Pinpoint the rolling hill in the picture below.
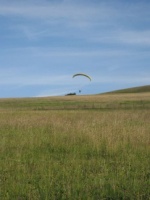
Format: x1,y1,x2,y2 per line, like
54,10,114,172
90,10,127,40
103,85,150,94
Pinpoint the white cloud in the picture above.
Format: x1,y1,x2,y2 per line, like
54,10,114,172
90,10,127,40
90,30,150,46
0,66,70,85
94,74,150,84
0,1,122,30
0,2,100,19
118,31,150,45
1,0,150,44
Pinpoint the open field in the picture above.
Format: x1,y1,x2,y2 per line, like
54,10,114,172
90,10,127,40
0,93,150,199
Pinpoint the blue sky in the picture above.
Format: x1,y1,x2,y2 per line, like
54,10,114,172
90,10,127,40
0,0,150,97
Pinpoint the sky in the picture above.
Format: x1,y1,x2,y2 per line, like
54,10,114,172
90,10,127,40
0,0,150,98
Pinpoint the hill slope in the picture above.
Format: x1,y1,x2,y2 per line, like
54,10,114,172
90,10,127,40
103,85,150,94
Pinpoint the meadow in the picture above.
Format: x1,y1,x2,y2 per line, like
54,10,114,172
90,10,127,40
0,93,150,199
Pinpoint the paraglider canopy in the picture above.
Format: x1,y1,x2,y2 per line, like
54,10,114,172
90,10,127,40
72,73,91,81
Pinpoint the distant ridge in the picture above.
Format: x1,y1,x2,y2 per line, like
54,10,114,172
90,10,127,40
103,85,150,94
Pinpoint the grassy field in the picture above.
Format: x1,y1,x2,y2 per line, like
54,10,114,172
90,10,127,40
0,93,150,199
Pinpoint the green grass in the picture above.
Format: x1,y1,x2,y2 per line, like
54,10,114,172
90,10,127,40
0,94,150,111
0,93,150,199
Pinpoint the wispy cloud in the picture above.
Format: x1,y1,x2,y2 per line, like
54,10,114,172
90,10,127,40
1,1,149,23
1,0,150,44
0,1,106,21
90,30,150,46
0,66,68,85
3,46,150,59
94,74,150,84
0,72,70,86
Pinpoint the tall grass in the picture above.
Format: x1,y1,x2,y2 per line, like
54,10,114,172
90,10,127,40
0,94,150,199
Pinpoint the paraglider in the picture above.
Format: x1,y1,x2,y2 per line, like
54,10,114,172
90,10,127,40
72,73,91,81
72,73,91,94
